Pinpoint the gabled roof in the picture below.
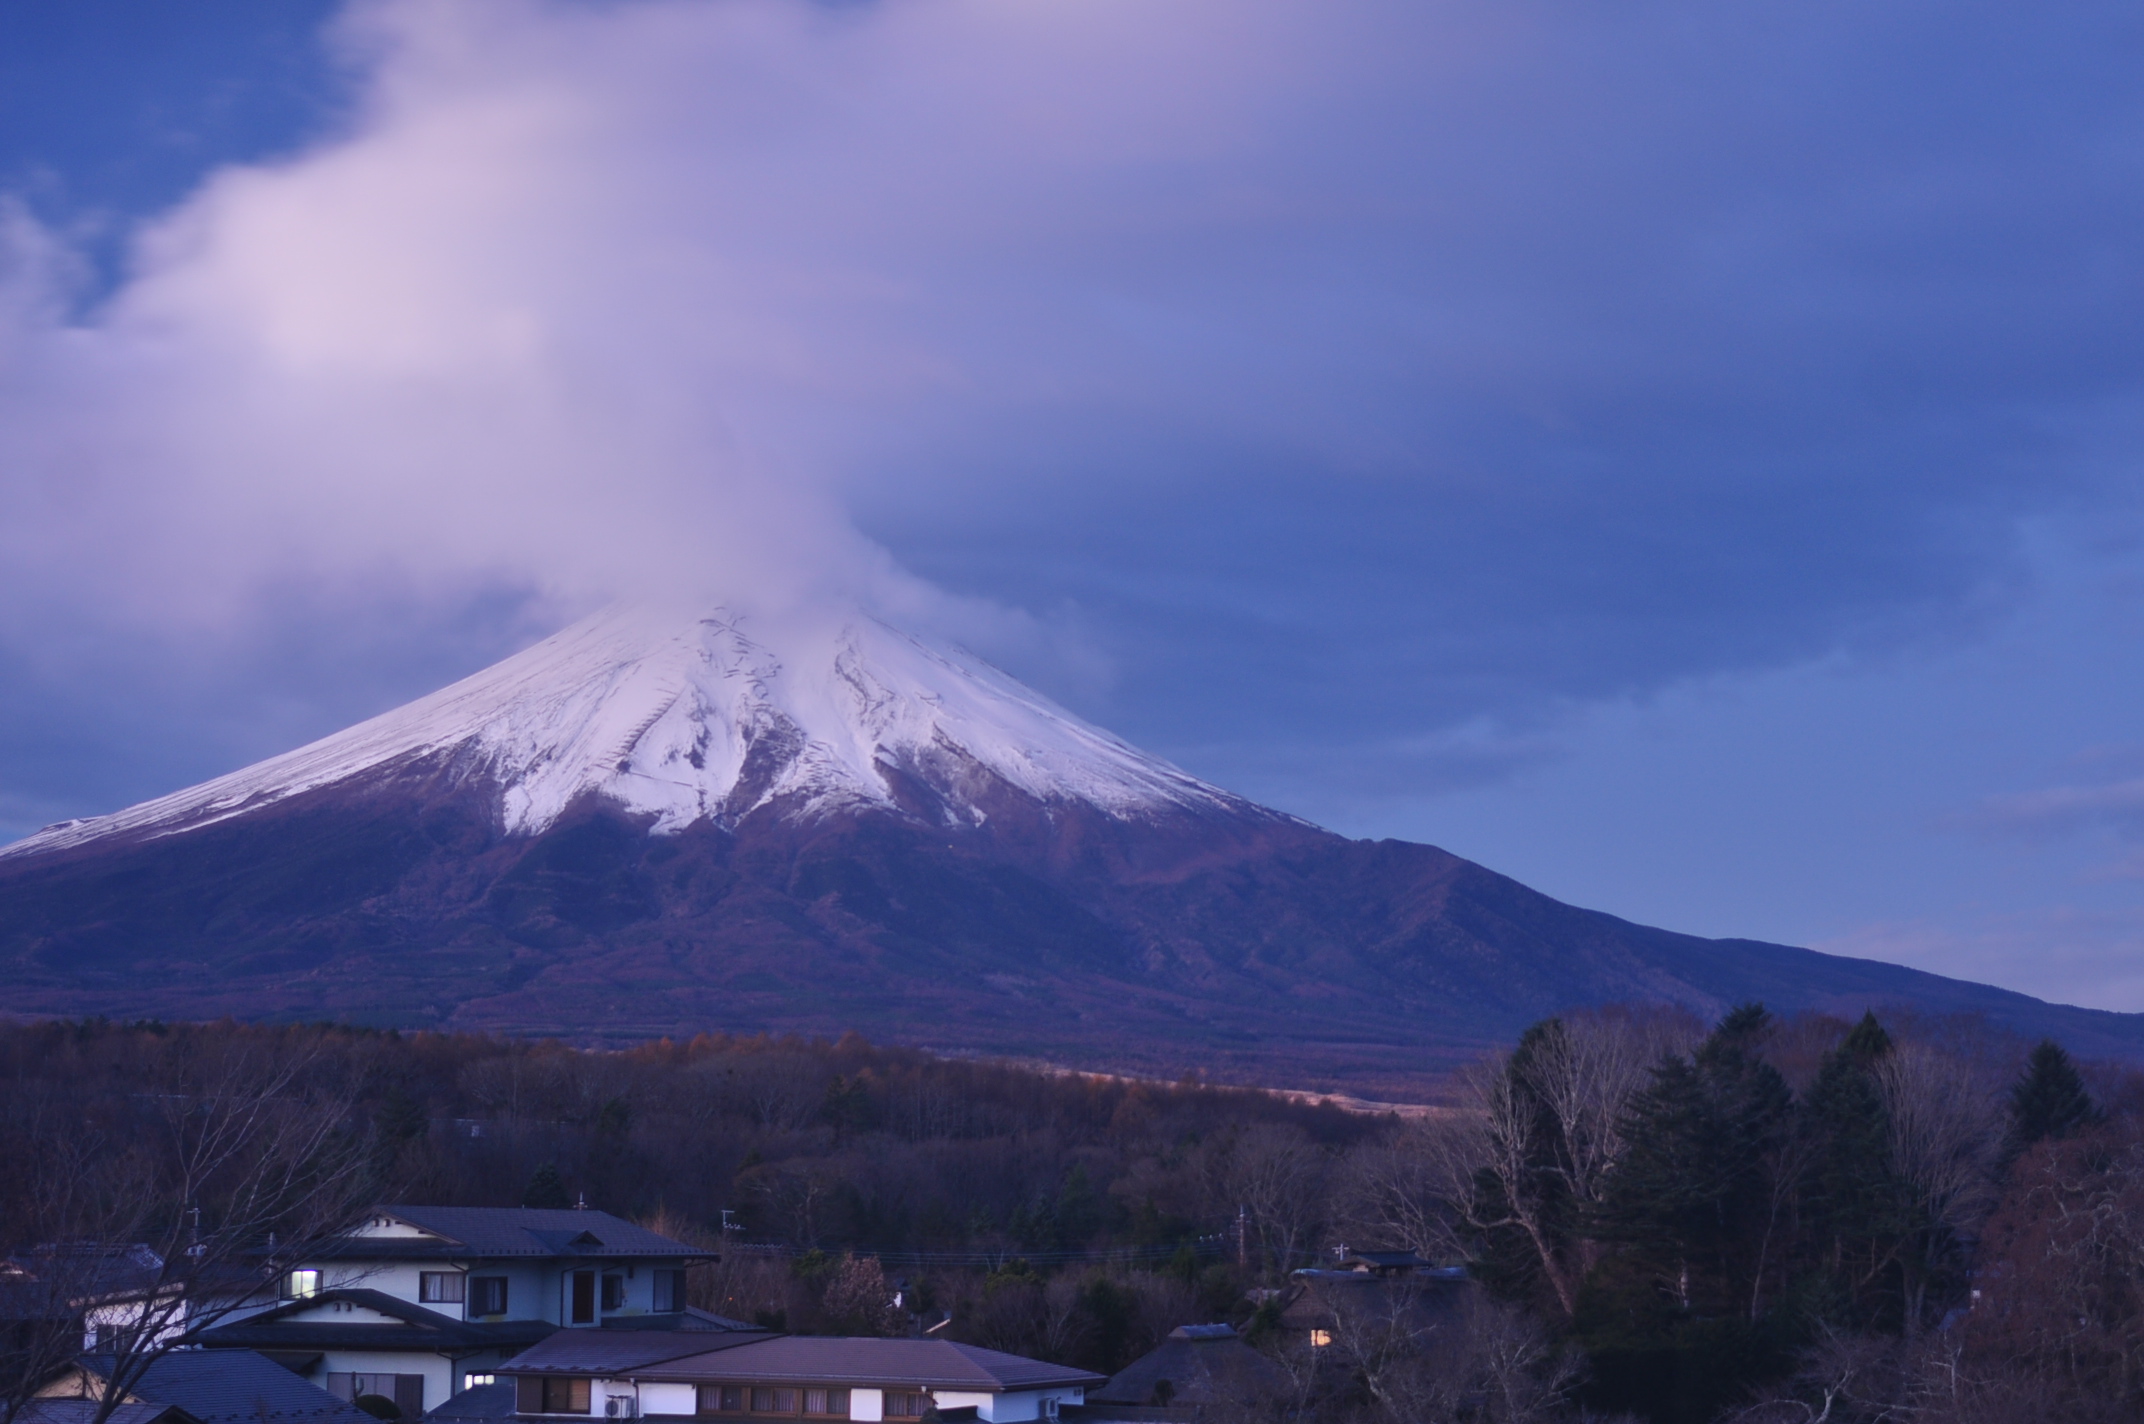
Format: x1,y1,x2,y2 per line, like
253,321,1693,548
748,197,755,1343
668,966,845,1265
422,1382,517,1424
77,1350,372,1424
505,1333,1104,1393
1090,1325,1289,1406
308,1209,705,1263
497,1329,771,1376
600,1309,759,1334
17,1401,197,1424
3,1245,176,1307
190,1290,555,1354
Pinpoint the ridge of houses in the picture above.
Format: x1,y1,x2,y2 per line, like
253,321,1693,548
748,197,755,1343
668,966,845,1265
9,1207,1466,1424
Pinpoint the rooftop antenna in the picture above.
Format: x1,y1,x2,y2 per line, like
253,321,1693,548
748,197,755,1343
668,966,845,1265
574,1192,589,1211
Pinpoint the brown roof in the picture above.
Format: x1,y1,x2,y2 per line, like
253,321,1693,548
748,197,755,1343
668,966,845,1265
498,1330,768,1376
505,1334,1102,1393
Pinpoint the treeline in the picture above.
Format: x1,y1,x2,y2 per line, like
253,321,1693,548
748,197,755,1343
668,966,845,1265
3,1009,2141,1422
1381,1004,2144,1423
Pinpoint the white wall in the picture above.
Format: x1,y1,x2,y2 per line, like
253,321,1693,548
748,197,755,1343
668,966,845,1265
318,1347,454,1413
636,1383,696,1416
955,1388,1083,1422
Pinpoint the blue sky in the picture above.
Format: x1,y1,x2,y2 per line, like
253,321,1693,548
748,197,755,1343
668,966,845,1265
3,0,2144,1010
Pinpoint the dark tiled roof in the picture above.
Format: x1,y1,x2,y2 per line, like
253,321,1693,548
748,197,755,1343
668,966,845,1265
18,1401,197,1424
191,1290,555,1354
1090,1326,1289,1406
80,1350,373,1424
513,1336,1104,1392
599,1309,759,1333
422,1382,517,1424
307,1210,703,1263
500,1330,771,1376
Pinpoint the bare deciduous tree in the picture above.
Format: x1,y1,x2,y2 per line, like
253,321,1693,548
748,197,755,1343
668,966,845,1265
1877,1043,2002,1331
1218,1124,1333,1279
3,1040,372,1424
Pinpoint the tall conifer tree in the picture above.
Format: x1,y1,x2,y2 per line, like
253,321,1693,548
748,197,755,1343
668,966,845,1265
2005,1039,2099,1160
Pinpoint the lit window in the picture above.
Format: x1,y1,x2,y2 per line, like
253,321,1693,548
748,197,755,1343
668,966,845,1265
285,1270,322,1300
1310,1329,1332,1349
465,1376,495,1390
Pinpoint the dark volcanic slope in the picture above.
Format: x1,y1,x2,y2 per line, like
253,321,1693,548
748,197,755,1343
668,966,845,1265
2,768,2136,1098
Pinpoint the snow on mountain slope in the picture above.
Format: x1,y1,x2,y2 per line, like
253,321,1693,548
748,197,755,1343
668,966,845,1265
2,607,1266,860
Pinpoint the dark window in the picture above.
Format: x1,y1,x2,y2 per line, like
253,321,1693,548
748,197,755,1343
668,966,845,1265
884,1392,930,1419
522,1378,590,1414
601,1274,626,1311
570,1271,596,1325
470,1276,509,1316
652,1270,685,1313
748,1389,797,1414
802,1390,848,1417
694,1387,744,1415
419,1272,465,1304
328,1373,423,1415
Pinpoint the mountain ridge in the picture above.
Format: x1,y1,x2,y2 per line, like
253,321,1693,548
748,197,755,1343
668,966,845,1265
2,607,2136,1095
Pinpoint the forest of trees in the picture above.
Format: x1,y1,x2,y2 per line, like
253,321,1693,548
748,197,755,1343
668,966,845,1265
2,1005,2140,1424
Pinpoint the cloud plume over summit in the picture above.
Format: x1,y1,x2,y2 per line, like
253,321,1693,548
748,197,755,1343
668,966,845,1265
4,0,2144,1004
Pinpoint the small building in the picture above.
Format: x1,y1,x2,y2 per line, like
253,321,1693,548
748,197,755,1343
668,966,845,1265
1276,1262,1470,1355
192,1207,713,1416
1085,1324,1289,1419
38,1348,371,1424
500,1327,1104,1422
2,1244,199,1353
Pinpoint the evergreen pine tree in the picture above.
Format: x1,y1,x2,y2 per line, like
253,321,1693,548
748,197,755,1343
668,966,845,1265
1799,1013,1905,1329
1598,1004,1794,1318
1583,1005,1797,1424
523,1161,572,1209
2006,1039,2100,1158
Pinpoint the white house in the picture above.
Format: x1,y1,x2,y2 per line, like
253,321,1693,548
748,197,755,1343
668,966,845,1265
192,1207,714,1417
500,1329,1103,1423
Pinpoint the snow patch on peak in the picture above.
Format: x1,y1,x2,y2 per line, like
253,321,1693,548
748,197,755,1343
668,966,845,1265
2,607,1266,859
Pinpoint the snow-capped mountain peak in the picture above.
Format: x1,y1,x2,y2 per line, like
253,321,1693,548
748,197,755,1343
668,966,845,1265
2,607,1257,859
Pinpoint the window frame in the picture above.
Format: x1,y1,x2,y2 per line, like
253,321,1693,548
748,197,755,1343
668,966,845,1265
693,1382,855,1417
517,1377,592,1414
419,1271,466,1304
469,1275,509,1316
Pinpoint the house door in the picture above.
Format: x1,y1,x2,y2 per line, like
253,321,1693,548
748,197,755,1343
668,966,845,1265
570,1270,596,1325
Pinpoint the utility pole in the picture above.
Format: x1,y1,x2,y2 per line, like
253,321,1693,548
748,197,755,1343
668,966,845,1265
1235,1206,1249,1269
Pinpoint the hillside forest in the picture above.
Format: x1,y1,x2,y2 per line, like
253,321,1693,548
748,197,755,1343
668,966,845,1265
1,1006,2139,1424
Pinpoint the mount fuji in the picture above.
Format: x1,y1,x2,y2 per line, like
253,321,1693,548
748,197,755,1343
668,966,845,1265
3,607,2140,1094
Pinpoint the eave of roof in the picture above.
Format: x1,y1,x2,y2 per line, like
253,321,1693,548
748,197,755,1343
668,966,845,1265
190,1289,556,1353
509,1337,1104,1392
